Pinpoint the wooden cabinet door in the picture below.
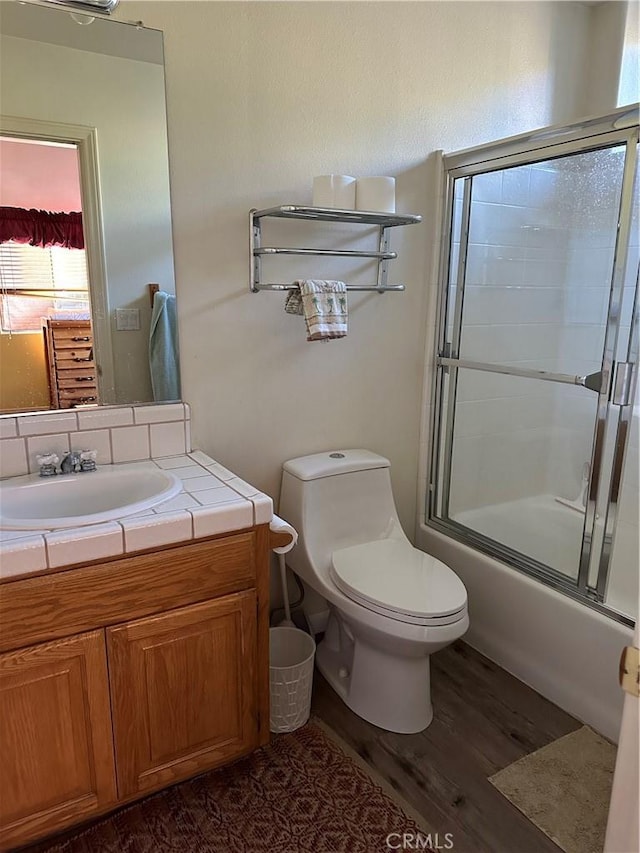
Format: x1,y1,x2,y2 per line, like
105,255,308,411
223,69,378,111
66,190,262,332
0,630,116,849
107,590,258,799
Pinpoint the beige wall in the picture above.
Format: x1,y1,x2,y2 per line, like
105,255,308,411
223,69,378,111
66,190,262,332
113,0,590,534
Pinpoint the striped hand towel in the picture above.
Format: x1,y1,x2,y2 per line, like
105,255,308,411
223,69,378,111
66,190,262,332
297,280,348,342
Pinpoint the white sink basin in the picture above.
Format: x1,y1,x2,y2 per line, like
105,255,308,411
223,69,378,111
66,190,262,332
0,462,182,530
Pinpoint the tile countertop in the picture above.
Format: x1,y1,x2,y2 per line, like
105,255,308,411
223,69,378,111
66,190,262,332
0,451,274,581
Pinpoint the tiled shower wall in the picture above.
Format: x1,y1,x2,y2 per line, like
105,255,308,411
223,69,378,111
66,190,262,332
0,403,191,479
448,146,631,515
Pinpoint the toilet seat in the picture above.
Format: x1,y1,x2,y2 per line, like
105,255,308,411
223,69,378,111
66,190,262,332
330,538,467,627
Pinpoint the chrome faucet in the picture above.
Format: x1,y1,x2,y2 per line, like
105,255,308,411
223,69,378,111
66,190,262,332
37,450,97,476
60,451,82,474
79,450,97,472
36,453,59,477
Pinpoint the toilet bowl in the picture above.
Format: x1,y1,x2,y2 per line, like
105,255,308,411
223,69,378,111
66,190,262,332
278,449,469,734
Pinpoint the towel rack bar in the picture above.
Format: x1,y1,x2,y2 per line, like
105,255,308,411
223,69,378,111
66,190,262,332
253,283,406,292
250,205,420,295
253,205,421,227
255,247,397,259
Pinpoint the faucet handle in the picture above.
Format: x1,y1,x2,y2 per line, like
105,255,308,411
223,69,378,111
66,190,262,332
36,453,59,477
79,450,97,472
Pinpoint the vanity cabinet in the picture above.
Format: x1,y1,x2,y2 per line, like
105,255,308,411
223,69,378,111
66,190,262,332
107,591,258,798
0,525,274,851
0,630,116,849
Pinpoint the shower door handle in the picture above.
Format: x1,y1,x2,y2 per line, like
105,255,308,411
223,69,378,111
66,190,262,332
578,370,607,394
611,362,634,406
437,357,608,391
577,363,635,402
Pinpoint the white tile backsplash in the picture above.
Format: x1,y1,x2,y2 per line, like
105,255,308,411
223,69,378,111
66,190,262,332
150,421,187,457
1,405,192,480
18,412,78,437
72,429,112,465
134,403,187,424
111,425,150,464
0,418,17,439
77,407,134,430
0,438,28,478
27,433,71,474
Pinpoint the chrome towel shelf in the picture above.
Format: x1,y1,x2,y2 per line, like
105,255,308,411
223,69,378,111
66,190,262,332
250,205,421,293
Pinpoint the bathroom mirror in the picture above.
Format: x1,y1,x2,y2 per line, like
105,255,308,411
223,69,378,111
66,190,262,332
0,1,179,414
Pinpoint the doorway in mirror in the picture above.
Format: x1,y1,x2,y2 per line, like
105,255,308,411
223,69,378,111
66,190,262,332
0,136,99,413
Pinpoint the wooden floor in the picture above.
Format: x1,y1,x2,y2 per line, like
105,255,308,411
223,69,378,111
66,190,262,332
312,640,582,853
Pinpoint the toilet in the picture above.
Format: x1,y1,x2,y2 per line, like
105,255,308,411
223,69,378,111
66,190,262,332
279,449,469,734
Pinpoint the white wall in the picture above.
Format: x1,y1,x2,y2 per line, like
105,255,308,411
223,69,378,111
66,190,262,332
114,0,590,536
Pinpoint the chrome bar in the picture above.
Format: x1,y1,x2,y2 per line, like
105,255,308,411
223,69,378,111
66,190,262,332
250,210,261,293
437,356,603,390
611,361,634,407
253,283,405,292
579,133,639,597
255,247,397,259
444,107,638,174
596,273,639,603
428,161,456,520
441,176,472,517
252,205,421,227
376,226,391,289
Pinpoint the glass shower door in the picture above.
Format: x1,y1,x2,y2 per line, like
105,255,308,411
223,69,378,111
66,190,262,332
430,127,639,617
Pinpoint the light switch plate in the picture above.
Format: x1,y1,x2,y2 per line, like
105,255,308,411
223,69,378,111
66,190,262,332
115,308,141,331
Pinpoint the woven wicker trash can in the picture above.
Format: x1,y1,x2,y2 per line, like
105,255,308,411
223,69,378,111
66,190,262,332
269,626,316,733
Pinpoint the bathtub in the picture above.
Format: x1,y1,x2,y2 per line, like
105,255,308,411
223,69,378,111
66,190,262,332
453,493,638,619
455,494,583,581
417,498,635,741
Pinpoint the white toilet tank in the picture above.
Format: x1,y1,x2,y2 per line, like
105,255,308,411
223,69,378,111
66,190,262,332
279,450,403,584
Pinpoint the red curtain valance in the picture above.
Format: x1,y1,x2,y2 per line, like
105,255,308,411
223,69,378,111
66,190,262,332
0,206,84,250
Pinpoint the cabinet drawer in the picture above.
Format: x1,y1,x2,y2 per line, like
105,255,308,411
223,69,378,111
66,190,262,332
55,348,94,366
53,329,93,350
56,368,97,385
59,388,98,403
0,533,257,653
51,325,92,343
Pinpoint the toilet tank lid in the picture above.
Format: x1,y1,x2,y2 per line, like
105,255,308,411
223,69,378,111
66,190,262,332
282,449,390,481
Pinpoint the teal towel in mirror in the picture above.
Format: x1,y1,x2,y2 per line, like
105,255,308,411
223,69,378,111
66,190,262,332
149,290,181,401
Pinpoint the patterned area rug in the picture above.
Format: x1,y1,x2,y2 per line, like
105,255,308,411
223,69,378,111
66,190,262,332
489,725,616,853
29,719,430,853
